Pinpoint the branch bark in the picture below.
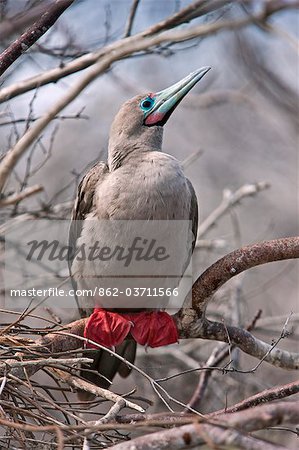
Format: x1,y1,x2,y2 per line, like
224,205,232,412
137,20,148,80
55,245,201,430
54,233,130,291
0,184,43,207
108,402,299,450
189,237,299,315
211,379,299,415
0,0,75,77
50,367,144,412
0,1,53,41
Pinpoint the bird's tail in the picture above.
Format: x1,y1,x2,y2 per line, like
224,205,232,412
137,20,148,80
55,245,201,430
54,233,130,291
78,340,136,401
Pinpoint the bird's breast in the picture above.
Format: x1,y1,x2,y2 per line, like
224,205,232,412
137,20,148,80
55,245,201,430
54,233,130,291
95,152,190,220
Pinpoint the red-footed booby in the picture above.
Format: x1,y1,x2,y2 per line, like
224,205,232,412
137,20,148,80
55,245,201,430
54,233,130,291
69,67,210,395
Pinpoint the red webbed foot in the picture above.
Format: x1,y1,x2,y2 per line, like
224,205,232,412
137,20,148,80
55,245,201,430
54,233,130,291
84,309,132,348
127,310,178,347
84,309,178,348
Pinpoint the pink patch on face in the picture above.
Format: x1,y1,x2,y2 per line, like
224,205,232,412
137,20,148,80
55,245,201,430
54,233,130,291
145,111,165,125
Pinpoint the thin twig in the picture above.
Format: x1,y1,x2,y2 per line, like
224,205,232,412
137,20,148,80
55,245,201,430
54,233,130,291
0,184,43,207
83,399,126,449
51,367,144,413
124,0,141,37
211,379,299,415
197,182,270,238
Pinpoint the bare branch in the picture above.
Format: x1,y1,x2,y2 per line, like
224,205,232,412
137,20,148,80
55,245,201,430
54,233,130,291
197,182,270,238
189,237,299,315
50,367,145,412
83,399,126,449
0,184,43,207
212,379,299,415
143,0,232,37
2,357,92,378
107,402,299,450
185,310,262,410
0,0,75,77
0,1,54,41
184,317,299,369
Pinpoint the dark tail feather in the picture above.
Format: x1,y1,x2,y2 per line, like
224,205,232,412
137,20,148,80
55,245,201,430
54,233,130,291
78,340,137,401
117,340,136,378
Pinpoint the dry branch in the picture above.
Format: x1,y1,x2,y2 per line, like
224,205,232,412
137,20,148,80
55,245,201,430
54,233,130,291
188,236,299,315
50,368,144,412
124,0,141,38
0,184,43,207
0,0,75,77
107,402,299,450
197,182,270,238
212,379,299,415
185,310,262,410
2,357,92,378
83,399,126,449
0,1,53,41
143,0,231,36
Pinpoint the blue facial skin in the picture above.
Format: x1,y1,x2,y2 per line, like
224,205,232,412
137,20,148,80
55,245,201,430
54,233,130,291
140,96,155,112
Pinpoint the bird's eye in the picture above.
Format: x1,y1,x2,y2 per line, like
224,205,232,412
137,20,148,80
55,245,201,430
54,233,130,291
140,97,154,111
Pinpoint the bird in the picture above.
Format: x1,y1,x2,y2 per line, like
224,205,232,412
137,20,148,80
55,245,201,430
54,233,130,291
68,67,210,397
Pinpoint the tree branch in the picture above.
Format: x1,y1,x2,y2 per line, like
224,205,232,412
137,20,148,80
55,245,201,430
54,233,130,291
189,237,299,315
197,182,270,239
0,0,75,77
50,368,144,412
0,184,43,207
212,379,299,415
107,402,299,450
0,1,53,41
192,318,299,369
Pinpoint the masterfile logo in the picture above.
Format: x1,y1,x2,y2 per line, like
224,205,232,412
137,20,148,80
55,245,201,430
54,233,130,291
4,219,193,310
26,236,170,266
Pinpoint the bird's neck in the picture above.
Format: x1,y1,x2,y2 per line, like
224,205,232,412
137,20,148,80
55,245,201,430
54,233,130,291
108,129,163,171
108,143,138,171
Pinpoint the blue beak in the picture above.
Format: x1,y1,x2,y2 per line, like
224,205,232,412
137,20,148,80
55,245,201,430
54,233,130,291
144,67,211,126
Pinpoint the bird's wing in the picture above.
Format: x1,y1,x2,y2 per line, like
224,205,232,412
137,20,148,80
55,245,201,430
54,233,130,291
68,162,137,395
68,161,108,317
182,178,198,275
186,178,198,253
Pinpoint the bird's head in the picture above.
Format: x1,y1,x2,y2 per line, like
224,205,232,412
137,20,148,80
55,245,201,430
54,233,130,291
108,67,211,169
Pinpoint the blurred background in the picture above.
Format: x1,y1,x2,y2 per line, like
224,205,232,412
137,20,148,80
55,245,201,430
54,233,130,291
0,0,298,447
